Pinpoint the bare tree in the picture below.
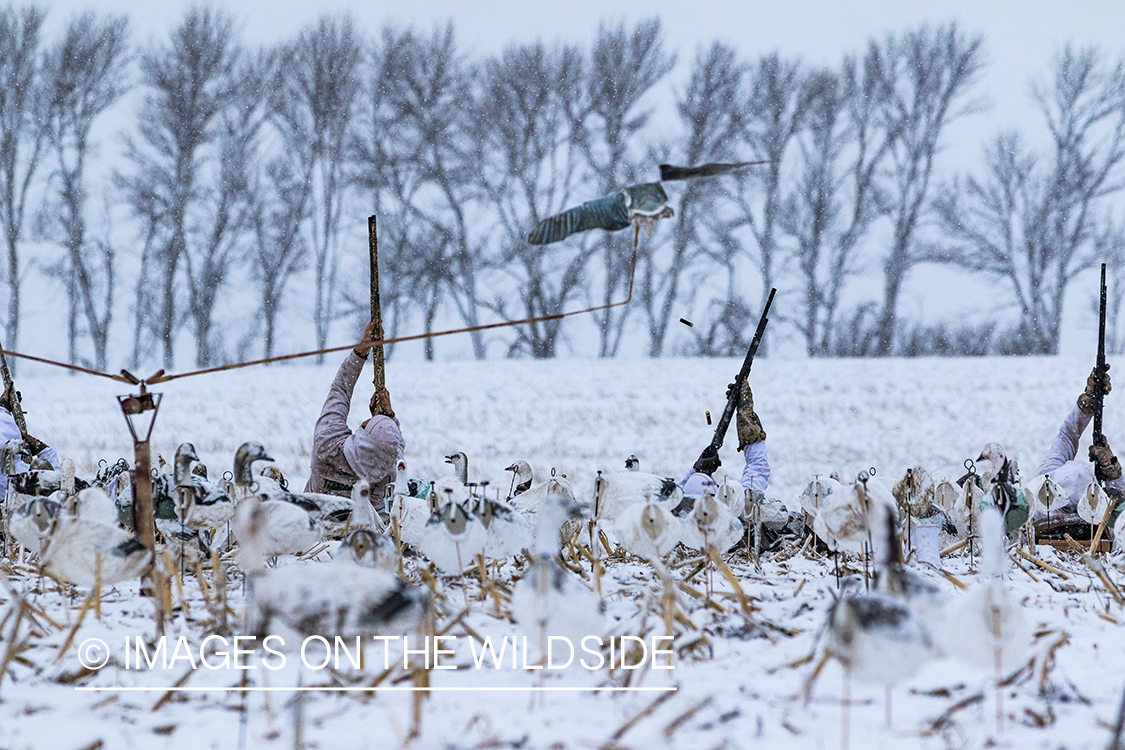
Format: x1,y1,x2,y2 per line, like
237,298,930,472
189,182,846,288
780,70,843,357
181,52,273,366
1105,224,1125,355
475,42,593,358
248,152,309,358
872,22,984,354
41,12,129,370
361,25,491,359
277,16,362,362
781,51,897,356
934,47,1125,354
642,42,743,357
354,26,452,360
119,7,245,368
575,19,674,357
726,52,814,354
686,229,758,356
0,5,47,358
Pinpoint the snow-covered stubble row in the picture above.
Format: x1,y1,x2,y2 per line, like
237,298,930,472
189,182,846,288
24,355,1108,499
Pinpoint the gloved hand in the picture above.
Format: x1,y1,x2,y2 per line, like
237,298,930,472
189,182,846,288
353,320,381,359
1090,443,1122,482
0,386,16,414
24,434,48,456
734,379,766,451
1078,364,1112,415
693,449,720,476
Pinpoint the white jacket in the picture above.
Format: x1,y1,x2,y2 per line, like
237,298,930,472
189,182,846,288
1034,406,1124,511
681,441,770,496
0,409,59,498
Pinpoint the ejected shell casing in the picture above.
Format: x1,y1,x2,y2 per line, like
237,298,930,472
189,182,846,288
679,318,693,327
705,410,712,425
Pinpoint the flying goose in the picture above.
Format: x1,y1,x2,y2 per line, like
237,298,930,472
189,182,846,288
527,161,769,246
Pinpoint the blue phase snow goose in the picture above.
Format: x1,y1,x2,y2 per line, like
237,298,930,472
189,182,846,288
527,161,768,246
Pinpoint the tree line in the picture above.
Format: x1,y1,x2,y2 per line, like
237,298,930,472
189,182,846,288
2,5,1125,370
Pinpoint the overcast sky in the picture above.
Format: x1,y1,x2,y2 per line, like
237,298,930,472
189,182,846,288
51,0,1125,200
38,0,1125,359
51,0,1125,134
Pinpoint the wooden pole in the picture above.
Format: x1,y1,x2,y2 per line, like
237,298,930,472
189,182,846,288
368,215,389,415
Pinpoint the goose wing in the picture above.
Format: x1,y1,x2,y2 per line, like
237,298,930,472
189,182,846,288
658,160,770,181
527,192,630,245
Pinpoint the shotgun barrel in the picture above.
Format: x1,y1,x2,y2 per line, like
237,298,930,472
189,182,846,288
0,342,27,439
1094,263,1107,448
695,288,776,472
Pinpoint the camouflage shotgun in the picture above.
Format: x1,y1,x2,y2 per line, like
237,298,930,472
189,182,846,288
694,288,776,474
1094,263,1108,449
0,341,28,440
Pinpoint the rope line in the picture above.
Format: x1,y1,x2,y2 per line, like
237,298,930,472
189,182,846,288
1,245,638,387
0,349,131,383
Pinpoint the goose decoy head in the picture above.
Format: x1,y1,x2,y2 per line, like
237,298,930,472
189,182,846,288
474,498,495,528
639,504,666,541
445,452,468,483
441,502,470,536
744,487,766,518
260,464,287,489
716,482,737,511
234,442,274,487
693,494,722,530
625,454,640,471
31,497,60,533
977,442,1005,465
345,528,379,565
174,443,199,487
61,457,76,497
505,460,533,495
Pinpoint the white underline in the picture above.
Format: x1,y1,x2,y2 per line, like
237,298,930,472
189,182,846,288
76,686,678,692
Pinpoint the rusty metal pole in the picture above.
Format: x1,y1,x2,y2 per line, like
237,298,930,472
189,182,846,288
132,439,155,550
369,215,389,414
117,384,164,633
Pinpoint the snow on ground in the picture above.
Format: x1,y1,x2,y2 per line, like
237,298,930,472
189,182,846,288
30,354,1121,498
2,354,1125,749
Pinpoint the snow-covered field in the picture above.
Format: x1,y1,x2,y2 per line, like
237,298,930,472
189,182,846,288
31,354,1121,499
3,354,1125,749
